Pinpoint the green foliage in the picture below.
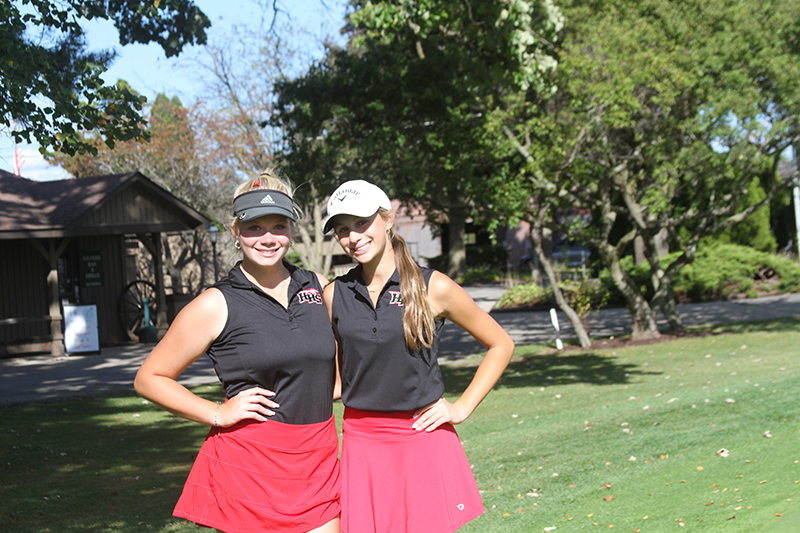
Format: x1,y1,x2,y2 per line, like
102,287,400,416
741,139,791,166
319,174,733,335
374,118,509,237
457,267,503,285
274,0,562,275
706,177,778,253
496,282,553,308
599,244,800,303
1,0,210,155
674,245,800,301
560,277,611,327
496,278,609,312
492,0,800,337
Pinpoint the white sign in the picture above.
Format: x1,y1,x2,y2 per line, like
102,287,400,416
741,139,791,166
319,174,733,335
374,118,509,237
64,304,100,354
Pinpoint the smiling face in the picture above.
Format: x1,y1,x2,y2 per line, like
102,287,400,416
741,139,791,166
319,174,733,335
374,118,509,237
233,214,292,269
332,210,394,266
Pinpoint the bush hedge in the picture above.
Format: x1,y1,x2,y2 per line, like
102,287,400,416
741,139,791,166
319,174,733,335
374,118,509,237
599,243,800,303
496,244,800,309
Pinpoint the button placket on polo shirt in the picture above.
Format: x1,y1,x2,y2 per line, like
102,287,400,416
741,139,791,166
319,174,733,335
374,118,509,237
285,277,308,331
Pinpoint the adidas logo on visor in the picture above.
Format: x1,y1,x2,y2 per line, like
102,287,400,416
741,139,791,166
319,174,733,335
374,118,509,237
261,195,276,204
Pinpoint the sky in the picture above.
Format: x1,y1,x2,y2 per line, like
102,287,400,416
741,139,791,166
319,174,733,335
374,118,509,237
1,0,346,181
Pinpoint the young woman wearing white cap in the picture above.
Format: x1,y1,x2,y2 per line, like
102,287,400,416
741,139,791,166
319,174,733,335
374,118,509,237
135,170,341,533
322,180,514,533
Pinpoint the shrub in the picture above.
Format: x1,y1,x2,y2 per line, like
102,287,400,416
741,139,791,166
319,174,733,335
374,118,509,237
496,282,553,309
458,267,503,285
495,278,611,311
598,244,800,303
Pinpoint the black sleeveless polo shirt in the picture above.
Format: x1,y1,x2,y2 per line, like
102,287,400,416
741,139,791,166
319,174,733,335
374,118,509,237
207,261,336,425
331,265,445,412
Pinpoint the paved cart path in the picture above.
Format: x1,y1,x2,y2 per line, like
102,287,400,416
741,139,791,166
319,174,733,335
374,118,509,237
1,289,798,406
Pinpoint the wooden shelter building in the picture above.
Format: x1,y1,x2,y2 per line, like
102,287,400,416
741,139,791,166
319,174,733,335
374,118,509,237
0,170,209,356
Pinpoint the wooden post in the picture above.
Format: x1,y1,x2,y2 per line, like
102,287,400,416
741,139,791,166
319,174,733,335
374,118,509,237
152,233,169,339
47,239,66,356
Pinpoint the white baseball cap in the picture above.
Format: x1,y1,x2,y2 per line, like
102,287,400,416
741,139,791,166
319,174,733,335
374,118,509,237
323,180,391,233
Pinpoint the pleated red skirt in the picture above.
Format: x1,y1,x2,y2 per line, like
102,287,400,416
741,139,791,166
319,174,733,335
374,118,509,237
174,415,340,533
341,407,484,533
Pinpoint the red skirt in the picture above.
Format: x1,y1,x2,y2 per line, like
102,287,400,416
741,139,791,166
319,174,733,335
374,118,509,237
341,407,483,533
174,415,340,533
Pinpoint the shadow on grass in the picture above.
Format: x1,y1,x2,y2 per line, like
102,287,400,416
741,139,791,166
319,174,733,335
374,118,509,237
1,385,223,532
442,351,661,394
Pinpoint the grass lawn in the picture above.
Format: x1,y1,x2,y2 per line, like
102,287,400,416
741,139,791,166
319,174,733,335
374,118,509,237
1,318,798,532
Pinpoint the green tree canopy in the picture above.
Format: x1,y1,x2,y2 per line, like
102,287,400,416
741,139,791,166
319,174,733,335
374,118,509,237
274,0,563,276
497,0,800,338
46,93,232,293
1,0,210,155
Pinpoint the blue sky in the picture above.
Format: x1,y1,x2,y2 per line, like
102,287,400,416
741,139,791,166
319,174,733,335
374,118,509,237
1,0,346,181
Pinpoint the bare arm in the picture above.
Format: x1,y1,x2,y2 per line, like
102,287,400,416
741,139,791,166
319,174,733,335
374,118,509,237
134,288,278,427
323,281,342,401
412,271,514,431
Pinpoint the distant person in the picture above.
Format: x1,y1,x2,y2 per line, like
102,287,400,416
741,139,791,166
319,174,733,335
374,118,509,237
135,170,340,533
322,180,514,533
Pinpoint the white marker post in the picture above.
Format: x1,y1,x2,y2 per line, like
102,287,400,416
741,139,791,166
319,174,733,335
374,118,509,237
549,308,563,350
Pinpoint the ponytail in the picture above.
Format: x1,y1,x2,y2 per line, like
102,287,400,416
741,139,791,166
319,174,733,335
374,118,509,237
380,209,437,350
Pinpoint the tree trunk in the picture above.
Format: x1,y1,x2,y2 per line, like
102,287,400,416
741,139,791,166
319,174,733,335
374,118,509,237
447,206,468,278
294,192,337,278
161,237,184,293
599,242,661,340
531,216,591,348
642,228,684,333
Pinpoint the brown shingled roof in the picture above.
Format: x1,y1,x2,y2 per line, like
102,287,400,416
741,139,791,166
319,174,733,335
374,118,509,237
0,171,208,239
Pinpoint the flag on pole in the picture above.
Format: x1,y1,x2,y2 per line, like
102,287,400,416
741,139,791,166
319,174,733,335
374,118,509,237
12,145,25,175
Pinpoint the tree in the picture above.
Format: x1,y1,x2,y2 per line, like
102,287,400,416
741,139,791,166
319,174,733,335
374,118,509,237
1,0,210,155
497,0,800,340
187,22,344,274
47,93,232,293
274,0,563,277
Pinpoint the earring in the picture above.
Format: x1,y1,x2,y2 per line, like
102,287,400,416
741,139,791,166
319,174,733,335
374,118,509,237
234,240,241,250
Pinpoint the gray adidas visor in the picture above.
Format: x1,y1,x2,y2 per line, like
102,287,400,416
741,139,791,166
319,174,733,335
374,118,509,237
233,190,295,222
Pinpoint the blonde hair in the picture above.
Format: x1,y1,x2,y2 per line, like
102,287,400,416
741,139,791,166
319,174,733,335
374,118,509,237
379,209,438,350
230,168,299,231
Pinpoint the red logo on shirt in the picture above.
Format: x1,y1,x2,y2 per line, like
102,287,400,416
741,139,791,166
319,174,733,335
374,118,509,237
388,291,404,307
297,288,323,305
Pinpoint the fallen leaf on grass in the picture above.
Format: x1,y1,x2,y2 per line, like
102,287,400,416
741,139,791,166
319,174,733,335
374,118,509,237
763,430,772,438
604,496,614,502
717,449,730,457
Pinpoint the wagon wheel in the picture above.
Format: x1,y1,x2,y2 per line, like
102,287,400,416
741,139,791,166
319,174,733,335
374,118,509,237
118,280,158,341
